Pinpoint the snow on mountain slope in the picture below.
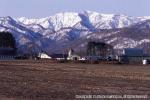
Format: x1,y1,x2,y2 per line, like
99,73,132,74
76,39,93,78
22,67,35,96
16,11,150,31
0,16,44,53
0,11,150,54
17,12,81,31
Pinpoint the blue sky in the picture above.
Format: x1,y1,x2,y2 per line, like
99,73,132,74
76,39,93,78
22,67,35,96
0,0,150,18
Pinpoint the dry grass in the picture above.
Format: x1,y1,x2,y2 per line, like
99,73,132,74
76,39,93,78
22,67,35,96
0,60,149,100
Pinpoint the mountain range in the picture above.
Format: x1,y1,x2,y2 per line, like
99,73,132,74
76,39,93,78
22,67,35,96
0,11,150,55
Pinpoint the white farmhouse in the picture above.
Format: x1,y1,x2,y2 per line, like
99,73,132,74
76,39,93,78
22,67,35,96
67,49,80,60
38,52,51,59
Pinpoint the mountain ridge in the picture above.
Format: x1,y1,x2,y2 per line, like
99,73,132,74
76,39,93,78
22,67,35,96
0,11,150,54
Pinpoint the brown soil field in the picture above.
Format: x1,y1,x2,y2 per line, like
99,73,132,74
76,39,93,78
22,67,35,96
0,60,149,100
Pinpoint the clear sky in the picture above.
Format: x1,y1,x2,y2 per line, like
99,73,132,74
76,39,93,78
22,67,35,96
0,0,150,18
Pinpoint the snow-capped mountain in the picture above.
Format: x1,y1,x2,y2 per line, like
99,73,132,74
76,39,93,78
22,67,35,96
0,11,150,54
16,11,150,31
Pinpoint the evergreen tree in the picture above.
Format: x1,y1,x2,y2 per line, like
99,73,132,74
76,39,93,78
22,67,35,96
0,32,16,49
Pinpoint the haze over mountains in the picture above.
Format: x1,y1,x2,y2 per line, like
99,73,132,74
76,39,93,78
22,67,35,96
0,11,150,54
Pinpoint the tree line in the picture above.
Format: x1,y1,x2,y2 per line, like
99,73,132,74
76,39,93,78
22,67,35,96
0,32,16,49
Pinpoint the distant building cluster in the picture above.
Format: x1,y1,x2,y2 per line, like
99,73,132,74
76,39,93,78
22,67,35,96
36,42,115,61
0,31,149,65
